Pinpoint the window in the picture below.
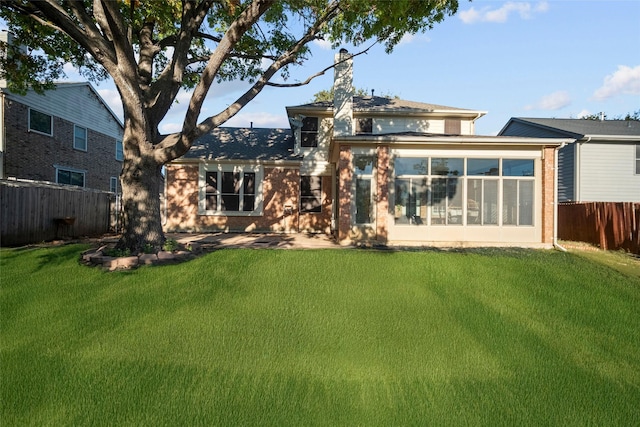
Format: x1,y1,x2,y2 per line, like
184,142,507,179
28,108,52,135
394,158,428,224
354,155,375,224
393,156,536,227
200,165,262,215
74,125,87,151
301,176,322,213
110,176,119,194
56,167,85,187
115,139,124,161
636,144,640,175
301,117,318,147
356,117,373,134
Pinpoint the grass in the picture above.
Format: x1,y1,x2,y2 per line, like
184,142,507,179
1,244,639,426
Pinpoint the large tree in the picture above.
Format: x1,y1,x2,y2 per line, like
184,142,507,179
0,0,460,253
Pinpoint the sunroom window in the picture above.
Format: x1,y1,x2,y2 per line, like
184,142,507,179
393,156,535,227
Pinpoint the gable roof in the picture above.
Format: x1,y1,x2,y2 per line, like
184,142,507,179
288,96,485,117
502,117,640,140
179,127,301,162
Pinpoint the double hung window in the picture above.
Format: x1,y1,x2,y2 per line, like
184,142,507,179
301,117,319,147
354,155,375,224
300,176,322,213
74,125,87,151
115,140,124,161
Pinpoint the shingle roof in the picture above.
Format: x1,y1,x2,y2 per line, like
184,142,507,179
512,117,640,138
290,96,481,114
181,127,301,161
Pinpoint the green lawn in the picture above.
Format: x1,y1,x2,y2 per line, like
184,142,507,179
1,245,639,426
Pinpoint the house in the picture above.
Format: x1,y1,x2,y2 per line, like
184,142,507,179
0,77,124,192
165,50,572,247
499,117,640,202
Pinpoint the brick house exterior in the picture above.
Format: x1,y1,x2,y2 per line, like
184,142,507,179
0,82,124,192
165,51,570,248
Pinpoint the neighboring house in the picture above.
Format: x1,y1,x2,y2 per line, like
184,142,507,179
0,80,124,192
166,50,571,247
499,117,640,203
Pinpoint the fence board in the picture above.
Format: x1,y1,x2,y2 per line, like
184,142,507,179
1,179,114,246
559,202,640,254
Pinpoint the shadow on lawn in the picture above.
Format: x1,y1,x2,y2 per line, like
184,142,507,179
33,243,89,272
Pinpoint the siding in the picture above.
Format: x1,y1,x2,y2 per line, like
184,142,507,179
4,84,123,139
579,142,640,202
500,121,568,138
557,143,575,202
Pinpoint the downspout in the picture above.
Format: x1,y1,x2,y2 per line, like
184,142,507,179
554,142,567,251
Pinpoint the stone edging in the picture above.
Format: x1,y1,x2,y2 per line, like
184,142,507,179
80,242,212,271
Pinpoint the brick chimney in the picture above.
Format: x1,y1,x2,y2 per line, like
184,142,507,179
333,48,353,137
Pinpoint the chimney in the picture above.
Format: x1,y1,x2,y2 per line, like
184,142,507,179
333,48,353,137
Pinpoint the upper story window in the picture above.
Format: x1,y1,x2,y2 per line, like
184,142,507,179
115,139,124,161
636,144,639,175
28,108,53,136
110,176,119,193
301,117,318,147
74,125,87,151
56,166,85,187
356,118,373,134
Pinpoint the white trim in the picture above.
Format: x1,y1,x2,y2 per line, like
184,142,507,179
73,124,88,151
198,163,264,216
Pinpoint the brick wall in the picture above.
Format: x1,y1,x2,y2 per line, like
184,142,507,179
541,146,556,244
164,164,309,233
3,98,122,191
337,145,353,243
375,145,390,243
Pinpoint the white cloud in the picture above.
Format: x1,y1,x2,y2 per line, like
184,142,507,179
459,1,549,24
592,65,640,101
313,39,332,50
397,33,431,47
524,90,571,111
96,88,124,121
576,109,591,119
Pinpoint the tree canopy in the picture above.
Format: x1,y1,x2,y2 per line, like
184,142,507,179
0,0,462,252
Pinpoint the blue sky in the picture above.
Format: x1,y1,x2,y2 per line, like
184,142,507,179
12,0,640,136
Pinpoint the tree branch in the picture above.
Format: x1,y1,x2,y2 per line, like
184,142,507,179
265,42,377,88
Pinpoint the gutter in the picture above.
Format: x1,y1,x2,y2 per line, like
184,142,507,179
553,142,567,252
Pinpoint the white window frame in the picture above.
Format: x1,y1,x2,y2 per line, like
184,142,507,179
28,108,53,136
55,165,86,188
115,139,124,161
392,154,536,228
73,124,88,151
198,163,263,216
110,176,119,194
300,175,323,213
635,144,640,175
300,117,319,148
351,149,377,226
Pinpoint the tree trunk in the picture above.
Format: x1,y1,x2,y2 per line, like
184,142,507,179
117,154,165,254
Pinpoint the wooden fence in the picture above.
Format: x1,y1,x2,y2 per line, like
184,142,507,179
1,179,114,246
558,202,640,254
